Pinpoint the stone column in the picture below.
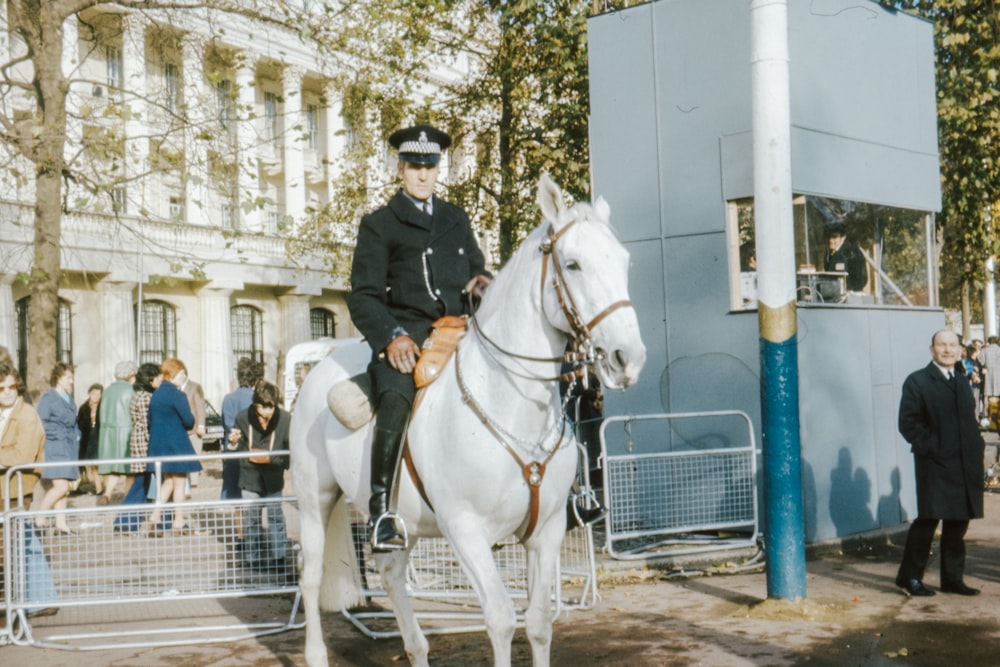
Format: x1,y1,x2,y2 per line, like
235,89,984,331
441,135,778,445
182,35,208,226
62,13,82,202
196,285,235,406
323,81,344,199
97,280,138,382
281,66,306,228
278,293,312,352
122,14,148,215
235,60,260,232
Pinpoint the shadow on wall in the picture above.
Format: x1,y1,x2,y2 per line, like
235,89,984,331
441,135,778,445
878,467,907,527
799,455,905,544
829,447,875,537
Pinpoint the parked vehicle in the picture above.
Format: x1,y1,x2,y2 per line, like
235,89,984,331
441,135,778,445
202,401,225,451
283,337,363,412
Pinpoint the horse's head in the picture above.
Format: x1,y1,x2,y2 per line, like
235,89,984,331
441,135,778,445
536,173,646,390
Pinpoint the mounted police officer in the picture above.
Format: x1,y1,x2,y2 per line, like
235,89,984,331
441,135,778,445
348,124,492,550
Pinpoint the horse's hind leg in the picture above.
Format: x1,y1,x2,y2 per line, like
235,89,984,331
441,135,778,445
523,517,565,667
376,549,430,667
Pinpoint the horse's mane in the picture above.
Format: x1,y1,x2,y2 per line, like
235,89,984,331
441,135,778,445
475,198,610,322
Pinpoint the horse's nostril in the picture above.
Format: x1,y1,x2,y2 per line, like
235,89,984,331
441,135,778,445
613,349,627,370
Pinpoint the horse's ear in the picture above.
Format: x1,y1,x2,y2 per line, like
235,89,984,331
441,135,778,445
593,195,611,224
537,172,567,226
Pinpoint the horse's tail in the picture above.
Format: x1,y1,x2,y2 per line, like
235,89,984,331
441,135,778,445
319,496,367,611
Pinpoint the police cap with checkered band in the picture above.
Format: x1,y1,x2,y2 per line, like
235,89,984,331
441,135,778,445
389,124,452,165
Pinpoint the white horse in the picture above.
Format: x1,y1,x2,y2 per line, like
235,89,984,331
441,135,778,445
291,174,646,667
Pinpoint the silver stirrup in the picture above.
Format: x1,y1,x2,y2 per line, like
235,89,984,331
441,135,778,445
571,487,608,526
370,512,408,551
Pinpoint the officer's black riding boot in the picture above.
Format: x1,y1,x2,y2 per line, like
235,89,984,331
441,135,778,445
369,426,406,551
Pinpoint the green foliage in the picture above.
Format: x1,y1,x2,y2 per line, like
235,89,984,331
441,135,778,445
292,1,596,268
444,1,594,263
893,1,1000,317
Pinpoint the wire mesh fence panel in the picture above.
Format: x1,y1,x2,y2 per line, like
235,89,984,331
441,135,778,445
1,453,302,650
2,449,598,647
600,411,760,560
341,503,598,638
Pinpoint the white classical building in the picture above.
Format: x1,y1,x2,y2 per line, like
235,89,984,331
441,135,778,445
0,6,476,407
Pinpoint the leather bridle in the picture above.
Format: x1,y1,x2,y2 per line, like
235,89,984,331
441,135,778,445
471,220,633,384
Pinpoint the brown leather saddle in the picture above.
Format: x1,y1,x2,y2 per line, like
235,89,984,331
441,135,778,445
326,316,467,429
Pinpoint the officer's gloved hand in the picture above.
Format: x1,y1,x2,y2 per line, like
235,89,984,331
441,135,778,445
464,274,492,299
386,335,420,374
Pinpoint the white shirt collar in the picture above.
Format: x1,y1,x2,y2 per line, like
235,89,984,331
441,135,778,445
401,190,432,215
932,361,954,378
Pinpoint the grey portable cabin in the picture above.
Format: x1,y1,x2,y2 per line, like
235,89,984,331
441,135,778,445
589,0,943,543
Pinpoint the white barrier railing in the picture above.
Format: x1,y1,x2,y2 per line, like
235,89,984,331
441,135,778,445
2,446,599,649
599,411,761,560
341,442,600,638
1,452,301,650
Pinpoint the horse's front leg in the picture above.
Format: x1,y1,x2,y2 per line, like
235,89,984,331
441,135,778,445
523,512,567,667
297,473,338,667
375,548,430,667
444,521,517,667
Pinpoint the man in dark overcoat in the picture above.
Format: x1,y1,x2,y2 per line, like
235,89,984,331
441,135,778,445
895,328,985,596
348,124,491,550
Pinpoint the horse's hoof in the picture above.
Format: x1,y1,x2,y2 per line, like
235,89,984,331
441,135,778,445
304,644,329,667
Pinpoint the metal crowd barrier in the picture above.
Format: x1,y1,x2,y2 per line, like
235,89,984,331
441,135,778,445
342,442,600,638
2,445,600,649
1,451,302,650
599,411,761,560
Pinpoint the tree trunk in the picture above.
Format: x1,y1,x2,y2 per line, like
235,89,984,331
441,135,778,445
497,10,516,264
17,1,69,397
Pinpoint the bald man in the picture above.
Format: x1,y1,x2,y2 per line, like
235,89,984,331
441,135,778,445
895,329,985,597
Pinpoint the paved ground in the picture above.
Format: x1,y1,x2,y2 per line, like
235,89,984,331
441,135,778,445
5,452,1000,665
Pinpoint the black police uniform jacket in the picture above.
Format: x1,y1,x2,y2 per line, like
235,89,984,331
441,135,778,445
824,240,867,292
348,189,488,355
898,362,985,521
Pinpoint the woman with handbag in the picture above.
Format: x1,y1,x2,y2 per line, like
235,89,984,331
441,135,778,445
228,380,290,570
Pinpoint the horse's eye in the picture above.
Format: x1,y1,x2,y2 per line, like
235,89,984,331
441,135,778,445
565,260,581,271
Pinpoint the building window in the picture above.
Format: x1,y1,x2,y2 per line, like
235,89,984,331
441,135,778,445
266,208,282,234
727,196,935,311
221,201,237,229
106,45,123,91
264,91,279,144
344,116,355,148
164,62,179,113
306,103,319,150
216,79,233,129
169,196,184,221
15,297,74,378
231,305,264,369
136,300,177,365
111,186,127,213
310,308,335,339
